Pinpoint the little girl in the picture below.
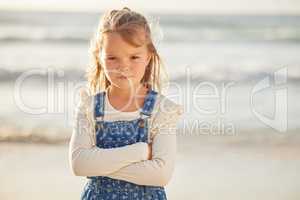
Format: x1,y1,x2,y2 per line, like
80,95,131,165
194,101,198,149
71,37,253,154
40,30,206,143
69,7,184,200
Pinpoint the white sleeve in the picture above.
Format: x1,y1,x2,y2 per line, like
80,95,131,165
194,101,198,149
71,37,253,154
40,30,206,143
68,88,149,177
107,99,184,186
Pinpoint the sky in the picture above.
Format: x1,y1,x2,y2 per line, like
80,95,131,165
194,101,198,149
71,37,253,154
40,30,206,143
0,0,300,14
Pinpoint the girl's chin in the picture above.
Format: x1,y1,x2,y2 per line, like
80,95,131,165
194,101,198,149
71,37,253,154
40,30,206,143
112,79,139,87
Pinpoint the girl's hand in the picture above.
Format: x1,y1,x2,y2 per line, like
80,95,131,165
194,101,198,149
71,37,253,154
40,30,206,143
147,143,152,160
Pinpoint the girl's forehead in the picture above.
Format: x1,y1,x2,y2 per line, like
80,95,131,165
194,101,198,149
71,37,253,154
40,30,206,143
101,32,148,55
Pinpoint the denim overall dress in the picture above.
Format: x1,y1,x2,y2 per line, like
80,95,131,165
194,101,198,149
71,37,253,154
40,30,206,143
80,88,168,200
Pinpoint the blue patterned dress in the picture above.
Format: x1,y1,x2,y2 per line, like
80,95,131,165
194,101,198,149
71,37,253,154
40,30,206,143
80,89,168,200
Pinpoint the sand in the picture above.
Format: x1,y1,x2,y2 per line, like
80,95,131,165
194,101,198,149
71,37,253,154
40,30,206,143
1,135,300,200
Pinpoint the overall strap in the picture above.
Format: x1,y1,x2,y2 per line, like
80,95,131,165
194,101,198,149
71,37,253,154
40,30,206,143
94,91,106,121
138,89,158,144
140,89,158,117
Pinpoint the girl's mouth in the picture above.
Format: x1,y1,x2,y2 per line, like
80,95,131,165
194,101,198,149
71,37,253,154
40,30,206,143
118,75,132,79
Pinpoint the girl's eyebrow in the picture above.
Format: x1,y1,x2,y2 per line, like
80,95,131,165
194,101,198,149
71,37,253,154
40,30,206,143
105,52,142,56
129,52,144,56
130,52,143,55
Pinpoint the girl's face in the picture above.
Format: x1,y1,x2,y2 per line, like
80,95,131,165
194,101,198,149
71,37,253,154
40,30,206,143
100,32,151,90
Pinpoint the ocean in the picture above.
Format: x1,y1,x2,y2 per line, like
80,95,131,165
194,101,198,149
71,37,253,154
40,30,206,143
0,10,300,142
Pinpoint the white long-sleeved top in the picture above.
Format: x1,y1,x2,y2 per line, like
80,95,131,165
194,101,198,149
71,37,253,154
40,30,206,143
68,87,184,186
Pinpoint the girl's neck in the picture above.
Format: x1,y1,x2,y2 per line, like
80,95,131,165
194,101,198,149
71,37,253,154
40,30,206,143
107,83,149,101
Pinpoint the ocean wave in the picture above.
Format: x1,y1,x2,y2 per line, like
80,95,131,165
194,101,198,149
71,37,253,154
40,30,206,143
0,123,70,144
0,36,88,43
0,68,86,82
171,65,300,83
1,11,300,43
1,27,300,44
1,66,300,84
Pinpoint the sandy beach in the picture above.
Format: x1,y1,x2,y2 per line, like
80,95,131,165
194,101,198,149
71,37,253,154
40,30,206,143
1,133,300,200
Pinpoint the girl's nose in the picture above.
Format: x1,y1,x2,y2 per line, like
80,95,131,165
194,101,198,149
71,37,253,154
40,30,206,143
117,66,130,76
116,58,132,75
120,66,130,71
118,61,130,70
118,65,129,71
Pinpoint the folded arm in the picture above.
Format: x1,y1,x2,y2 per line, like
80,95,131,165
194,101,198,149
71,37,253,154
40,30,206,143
107,101,184,186
68,89,148,177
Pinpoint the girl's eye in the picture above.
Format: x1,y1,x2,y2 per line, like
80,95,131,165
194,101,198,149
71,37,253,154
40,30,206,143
131,56,140,60
107,57,116,60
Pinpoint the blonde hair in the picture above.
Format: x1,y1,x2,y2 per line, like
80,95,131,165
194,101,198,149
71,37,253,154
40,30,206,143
86,7,168,95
